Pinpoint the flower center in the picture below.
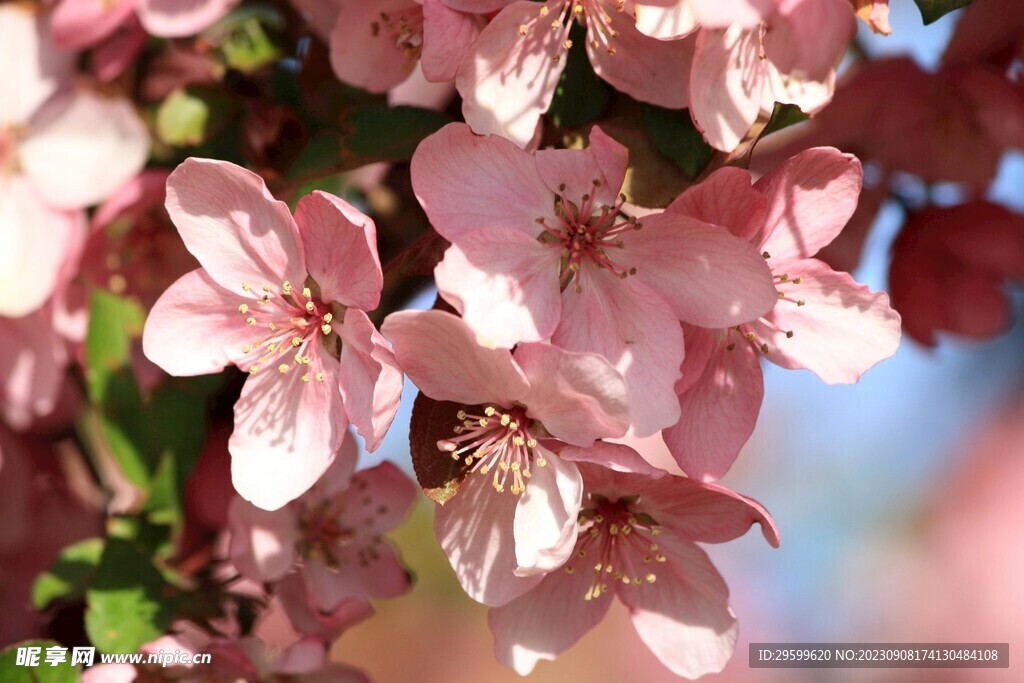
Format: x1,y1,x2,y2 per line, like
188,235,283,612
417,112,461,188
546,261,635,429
521,0,625,63
564,493,662,600
536,181,641,291
371,9,424,70
297,495,356,568
236,280,338,384
437,405,544,495
725,252,803,356
0,126,21,175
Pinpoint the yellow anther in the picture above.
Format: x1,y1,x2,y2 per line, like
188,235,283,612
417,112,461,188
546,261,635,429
301,374,310,383
249,364,260,374
267,342,277,352
797,300,806,306
305,302,315,312
519,23,527,35
478,418,488,427
480,465,490,474
609,524,619,535
315,372,325,382
513,436,525,447
526,438,537,448
655,554,666,562
283,281,292,294
649,543,658,550
268,322,278,330
565,566,574,574
292,337,302,347
646,573,656,583
323,312,333,324
278,364,290,373
508,421,518,431
484,406,496,416
321,324,332,335
510,462,520,471
457,410,467,420
500,413,511,426
246,317,256,326
243,344,252,354
262,283,271,293
238,304,249,314
241,282,251,291
302,287,312,299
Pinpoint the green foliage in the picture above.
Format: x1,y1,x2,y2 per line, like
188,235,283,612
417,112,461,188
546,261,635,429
31,539,105,610
0,641,80,682
156,88,237,148
85,539,176,654
548,24,611,129
762,102,810,138
205,3,285,73
913,0,975,24
641,104,713,179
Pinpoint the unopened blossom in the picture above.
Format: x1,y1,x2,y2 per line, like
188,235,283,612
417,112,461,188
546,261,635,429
383,309,631,605
229,433,416,609
143,159,403,510
329,0,503,93
0,4,148,319
457,0,694,146
489,457,778,678
662,149,901,480
412,123,777,436
889,201,1024,346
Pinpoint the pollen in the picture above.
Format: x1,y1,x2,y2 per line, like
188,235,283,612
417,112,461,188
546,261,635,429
246,317,256,326
238,304,249,314
278,364,290,373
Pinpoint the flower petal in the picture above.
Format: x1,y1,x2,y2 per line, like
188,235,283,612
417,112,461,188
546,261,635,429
382,310,529,407
620,212,777,327
753,147,863,265
752,258,901,384
586,11,693,109
336,309,403,452
642,477,779,546
534,126,630,207
513,342,630,446
559,440,665,475
166,158,307,293
229,352,347,510
762,0,855,83
50,0,134,49
422,0,484,82
692,0,773,27
689,26,764,152
618,534,738,679
513,450,582,576
455,0,567,147
662,331,763,481
0,5,72,126
0,305,68,429
227,497,299,582
278,573,374,641
633,0,698,40
142,269,255,376
342,462,419,536
136,0,239,38
666,166,766,242
488,547,612,675
434,473,543,606
411,122,554,241
552,267,683,438
20,91,149,210
302,541,411,609
329,0,421,93
294,191,382,311
434,228,563,348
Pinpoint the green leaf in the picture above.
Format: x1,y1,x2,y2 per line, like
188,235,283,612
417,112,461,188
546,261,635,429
0,641,80,682
548,24,610,129
914,0,974,24
205,4,285,73
84,291,144,403
156,88,236,148
85,538,175,654
286,105,452,180
761,102,810,138
641,104,713,179
31,538,105,610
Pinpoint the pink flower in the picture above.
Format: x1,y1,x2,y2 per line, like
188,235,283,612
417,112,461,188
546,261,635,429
206,637,369,683
889,201,1024,346
661,148,902,479
1,4,148,318
228,433,417,609
382,309,632,605
329,0,499,93
277,573,375,642
142,159,403,510
456,0,695,146
51,0,239,44
489,458,778,677
412,123,777,436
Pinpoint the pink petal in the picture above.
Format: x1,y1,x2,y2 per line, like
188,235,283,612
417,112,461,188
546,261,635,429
434,228,563,348
586,11,692,109
308,430,359,498
440,0,512,11
341,461,419,535
50,0,134,49
620,212,777,327
691,0,773,27
689,26,765,152
762,0,855,83
329,0,421,93
336,309,403,452
666,166,767,242
633,0,698,40
229,352,347,510
434,473,543,606
166,158,307,294
278,573,374,641
534,126,629,207
512,449,582,576
227,497,299,582
0,305,68,429
136,0,239,37
559,440,665,475
302,541,410,609
675,323,714,395
382,310,529,407
753,147,863,265
411,123,555,241
0,175,85,317
81,664,138,683
294,191,382,311
422,0,483,83
20,91,149,210
762,59,835,114
662,330,763,481
752,258,901,384
455,0,567,146
91,17,148,83
552,267,683,438
0,5,73,126
141,269,255,376
91,169,171,231
513,342,630,446
618,534,738,679
488,547,613,675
